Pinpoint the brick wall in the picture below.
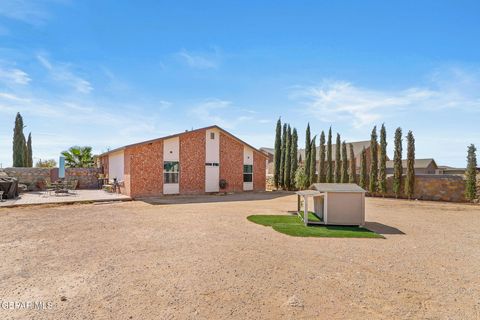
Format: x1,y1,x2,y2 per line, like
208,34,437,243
253,151,266,191
180,130,206,194
127,140,163,198
219,132,244,193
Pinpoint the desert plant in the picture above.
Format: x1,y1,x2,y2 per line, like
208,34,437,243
61,146,94,168
35,159,57,168
294,165,307,190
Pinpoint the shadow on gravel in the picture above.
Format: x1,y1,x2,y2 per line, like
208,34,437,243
139,191,294,205
364,222,405,235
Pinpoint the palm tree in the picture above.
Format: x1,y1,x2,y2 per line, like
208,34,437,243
61,146,94,168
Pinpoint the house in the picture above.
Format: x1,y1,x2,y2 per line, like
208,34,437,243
385,158,438,175
262,140,381,175
99,125,267,198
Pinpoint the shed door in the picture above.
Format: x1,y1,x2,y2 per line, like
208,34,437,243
205,164,219,192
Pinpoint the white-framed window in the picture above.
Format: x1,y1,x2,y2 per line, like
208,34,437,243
243,164,253,182
164,161,179,184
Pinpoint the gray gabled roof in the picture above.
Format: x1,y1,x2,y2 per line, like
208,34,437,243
311,183,366,193
260,147,274,155
385,158,437,169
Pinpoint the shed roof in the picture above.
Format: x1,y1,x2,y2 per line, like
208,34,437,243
385,158,437,169
311,183,366,193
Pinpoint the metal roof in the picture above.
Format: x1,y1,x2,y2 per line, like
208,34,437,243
311,183,366,193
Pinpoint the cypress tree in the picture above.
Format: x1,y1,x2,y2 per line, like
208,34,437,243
304,123,311,187
378,124,387,195
341,141,348,183
359,147,368,190
290,128,298,190
280,123,287,189
26,133,33,167
349,143,356,183
12,112,26,167
335,133,341,183
284,125,292,190
465,144,478,201
369,126,378,193
318,131,326,183
393,127,403,198
404,130,415,199
326,127,333,183
273,118,282,189
309,136,316,187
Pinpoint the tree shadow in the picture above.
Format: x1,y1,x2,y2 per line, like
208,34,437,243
364,221,405,235
139,191,294,205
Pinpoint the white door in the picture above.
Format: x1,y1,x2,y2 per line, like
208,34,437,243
205,164,219,192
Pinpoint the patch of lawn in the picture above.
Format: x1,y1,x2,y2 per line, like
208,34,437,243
298,210,322,222
247,215,383,239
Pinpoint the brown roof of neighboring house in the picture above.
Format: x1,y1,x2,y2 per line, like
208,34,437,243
385,158,437,169
99,125,267,158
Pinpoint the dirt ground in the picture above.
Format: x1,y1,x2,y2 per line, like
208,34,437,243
0,192,479,320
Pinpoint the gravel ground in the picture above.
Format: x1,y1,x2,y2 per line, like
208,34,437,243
0,192,479,319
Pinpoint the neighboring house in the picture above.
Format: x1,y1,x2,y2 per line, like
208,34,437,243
100,125,267,198
261,140,382,175
259,147,274,177
386,158,438,175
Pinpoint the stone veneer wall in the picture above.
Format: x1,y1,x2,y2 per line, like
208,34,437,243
383,174,466,202
180,130,206,194
0,167,101,190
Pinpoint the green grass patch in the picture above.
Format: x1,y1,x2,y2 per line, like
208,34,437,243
247,214,383,239
298,210,322,222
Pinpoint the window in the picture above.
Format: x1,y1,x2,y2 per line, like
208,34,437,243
164,161,179,184
205,162,219,166
243,164,253,182
210,132,215,139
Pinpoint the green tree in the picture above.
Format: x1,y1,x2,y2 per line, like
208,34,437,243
378,124,387,195
318,131,326,183
61,146,94,168
290,128,298,190
12,112,26,167
35,159,57,168
349,143,356,183
393,127,403,198
284,125,292,190
279,123,287,188
465,144,478,201
26,132,33,167
304,123,311,187
404,131,415,199
294,165,307,190
273,118,282,189
335,133,341,183
359,147,368,190
341,141,348,183
309,136,316,187
326,127,333,183
369,126,378,193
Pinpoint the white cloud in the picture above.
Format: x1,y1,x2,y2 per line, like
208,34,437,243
0,67,31,85
293,68,480,128
0,0,50,25
37,54,93,94
177,49,219,69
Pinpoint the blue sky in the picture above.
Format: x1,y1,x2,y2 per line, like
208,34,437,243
0,0,479,167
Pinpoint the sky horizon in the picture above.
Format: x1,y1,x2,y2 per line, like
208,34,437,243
0,1,479,168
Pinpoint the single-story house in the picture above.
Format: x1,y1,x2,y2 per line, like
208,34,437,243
99,125,267,198
386,158,438,175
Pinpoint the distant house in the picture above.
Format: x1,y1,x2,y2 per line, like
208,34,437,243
261,140,383,175
386,158,438,175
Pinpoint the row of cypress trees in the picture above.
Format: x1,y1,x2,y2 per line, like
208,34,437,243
274,120,418,199
273,119,298,190
12,112,33,167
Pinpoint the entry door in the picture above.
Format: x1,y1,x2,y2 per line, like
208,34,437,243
205,164,219,192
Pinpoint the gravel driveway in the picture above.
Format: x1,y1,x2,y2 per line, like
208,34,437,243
0,193,479,319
